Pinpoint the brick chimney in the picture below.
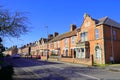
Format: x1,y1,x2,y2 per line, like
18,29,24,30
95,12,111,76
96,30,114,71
54,32,59,37
70,24,76,31
48,34,53,40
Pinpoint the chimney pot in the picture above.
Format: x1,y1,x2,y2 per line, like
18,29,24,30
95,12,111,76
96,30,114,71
70,24,76,31
54,32,59,37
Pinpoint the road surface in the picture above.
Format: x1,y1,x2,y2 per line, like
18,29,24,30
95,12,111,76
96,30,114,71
5,57,120,80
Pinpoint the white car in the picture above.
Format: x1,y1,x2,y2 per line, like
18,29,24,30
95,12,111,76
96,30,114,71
12,54,20,58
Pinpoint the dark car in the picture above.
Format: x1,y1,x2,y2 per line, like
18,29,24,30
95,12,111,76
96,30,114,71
12,54,20,59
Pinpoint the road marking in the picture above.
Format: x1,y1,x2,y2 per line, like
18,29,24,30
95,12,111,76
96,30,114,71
75,72,100,80
22,67,41,78
50,64,100,80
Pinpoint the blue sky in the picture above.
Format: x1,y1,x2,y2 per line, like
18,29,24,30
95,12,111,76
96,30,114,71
0,0,120,48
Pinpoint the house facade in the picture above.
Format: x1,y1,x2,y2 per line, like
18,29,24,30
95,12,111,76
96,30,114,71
6,13,120,65
4,46,18,55
75,13,120,64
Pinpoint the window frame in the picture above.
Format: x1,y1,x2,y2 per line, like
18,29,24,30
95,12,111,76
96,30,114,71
95,29,99,39
64,38,67,46
71,36,75,44
113,30,117,40
81,32,88,42
58,41,60,48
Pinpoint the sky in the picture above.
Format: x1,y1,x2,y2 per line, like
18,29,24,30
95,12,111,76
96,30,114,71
0,0,120,48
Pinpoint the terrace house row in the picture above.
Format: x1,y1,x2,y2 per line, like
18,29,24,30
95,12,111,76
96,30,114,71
18,13,120,65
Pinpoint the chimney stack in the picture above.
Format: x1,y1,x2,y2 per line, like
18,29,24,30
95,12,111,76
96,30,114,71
70,24,76,31
54,32,59,37
48,34,53,40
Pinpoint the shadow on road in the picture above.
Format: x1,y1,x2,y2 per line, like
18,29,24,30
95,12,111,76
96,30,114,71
12,58,62,67
13,66,100,80
0,56,14,80
0,65,14,80
3,57,103,80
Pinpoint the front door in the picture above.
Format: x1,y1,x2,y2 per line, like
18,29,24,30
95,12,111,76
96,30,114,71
95,46,102,64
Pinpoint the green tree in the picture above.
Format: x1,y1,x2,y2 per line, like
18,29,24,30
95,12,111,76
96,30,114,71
0,6,29,38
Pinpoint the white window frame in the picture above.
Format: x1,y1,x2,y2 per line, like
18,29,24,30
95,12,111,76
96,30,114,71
64,38,67,46
81,32,88,42
95,46,101,59
95,29,99,39
58,41,60,48
81,48,85,58
71,36,75,44
54,42,56,48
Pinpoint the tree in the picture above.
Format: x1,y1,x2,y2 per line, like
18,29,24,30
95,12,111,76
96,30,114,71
0,6,29,38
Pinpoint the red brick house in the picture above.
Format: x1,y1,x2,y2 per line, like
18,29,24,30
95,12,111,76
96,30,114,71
75,13,120,64
4,46,18,55
17,13,120,65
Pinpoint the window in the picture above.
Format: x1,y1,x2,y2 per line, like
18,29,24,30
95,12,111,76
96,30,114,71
85,21,90,27
66,50,68,56
95,46,101,59
50,43,53,48
54,42,56,48
81,33,84,42
58,41,60,48
64,38,67,46
76,48,80,58
81,48,85,58
95,29,99,39
81,32,88,42
85,32,88,41
71,36,75,44
113,30,117,40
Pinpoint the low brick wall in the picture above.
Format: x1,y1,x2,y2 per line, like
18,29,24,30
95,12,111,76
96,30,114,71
48,56,59,61
48,58,58,61
60,57,93,66
26,55,32,58
41,55,93,66
41,56,47,60
31,55,40,59
74,58,92,66
60,58,74,63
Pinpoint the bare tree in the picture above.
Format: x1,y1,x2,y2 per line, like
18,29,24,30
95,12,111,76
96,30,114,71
0,6,29,38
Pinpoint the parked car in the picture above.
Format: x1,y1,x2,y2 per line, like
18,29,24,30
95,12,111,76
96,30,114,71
12,54,20,59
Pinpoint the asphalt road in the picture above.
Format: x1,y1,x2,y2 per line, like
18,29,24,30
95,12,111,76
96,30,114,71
5,57,120,80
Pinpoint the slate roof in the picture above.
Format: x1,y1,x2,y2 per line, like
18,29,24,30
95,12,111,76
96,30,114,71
49,29,77,42
39,38,48,44
95,17,120,28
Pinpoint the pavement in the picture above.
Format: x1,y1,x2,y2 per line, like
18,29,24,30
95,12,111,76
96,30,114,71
47,59,120,72
48,59,120,73
105,64,120,72
1,57,120,80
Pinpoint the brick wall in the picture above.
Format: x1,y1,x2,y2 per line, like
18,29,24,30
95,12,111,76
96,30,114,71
104,25,120,63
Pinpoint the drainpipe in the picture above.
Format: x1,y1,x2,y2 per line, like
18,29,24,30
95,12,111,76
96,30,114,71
111,26,114,63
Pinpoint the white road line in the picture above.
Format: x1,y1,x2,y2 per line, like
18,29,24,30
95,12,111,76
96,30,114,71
50,64,100,80
75,72,100,80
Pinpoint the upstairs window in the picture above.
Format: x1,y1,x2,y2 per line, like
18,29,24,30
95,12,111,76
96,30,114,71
71,36,75,44
64,38,67,46
113,30,117,40
54,42,56,48
81,32,88,42
58,41,60,48
50,43,53,48
95,29,99,39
